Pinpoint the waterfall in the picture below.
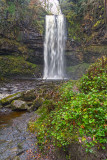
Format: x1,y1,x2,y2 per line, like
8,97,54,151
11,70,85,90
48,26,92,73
43,15,66,79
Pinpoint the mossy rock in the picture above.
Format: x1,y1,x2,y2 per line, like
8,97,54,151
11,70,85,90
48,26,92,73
21,90,36,101
0,55,38,78
0,38,28,55
0,92,21,105
11,100,29,111
67,63,90,79
31,97,45,111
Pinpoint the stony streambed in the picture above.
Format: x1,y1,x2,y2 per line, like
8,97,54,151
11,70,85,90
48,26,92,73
0,79,42,100
0,79,42,160
0,111,37,160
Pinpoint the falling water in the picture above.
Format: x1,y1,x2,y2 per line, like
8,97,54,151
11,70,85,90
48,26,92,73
43,15,66,79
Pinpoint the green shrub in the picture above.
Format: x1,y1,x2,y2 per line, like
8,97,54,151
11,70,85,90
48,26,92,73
80,56,107,93
31,57,107,153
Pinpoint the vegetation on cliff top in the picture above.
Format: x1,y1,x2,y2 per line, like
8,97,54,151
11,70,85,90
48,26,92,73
0,0,47,37
0,0,47,57
60,0,106,46
29,56,107,155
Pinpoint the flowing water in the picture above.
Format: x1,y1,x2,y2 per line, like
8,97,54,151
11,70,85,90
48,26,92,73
43,15,66,79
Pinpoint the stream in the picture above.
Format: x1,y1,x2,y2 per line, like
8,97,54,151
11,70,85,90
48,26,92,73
0,79,43,160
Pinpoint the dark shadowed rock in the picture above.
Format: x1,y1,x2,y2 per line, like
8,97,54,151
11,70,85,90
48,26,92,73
0,103,2,109
31,97,45,111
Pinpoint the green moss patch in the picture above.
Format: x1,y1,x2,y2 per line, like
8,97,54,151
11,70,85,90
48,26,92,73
84,45,107,55
0,55,38,78
67,63,90,72
0,92,21,105
67,63,90,79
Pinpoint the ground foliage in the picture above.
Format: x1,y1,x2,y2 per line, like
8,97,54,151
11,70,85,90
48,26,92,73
30,56,107,154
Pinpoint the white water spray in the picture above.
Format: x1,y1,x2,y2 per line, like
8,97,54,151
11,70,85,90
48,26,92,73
43,15,66,79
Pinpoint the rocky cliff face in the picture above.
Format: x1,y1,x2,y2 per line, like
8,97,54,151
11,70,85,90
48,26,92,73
21,30,44,65
65,39,107,79
60,0,107,79
0,29,44,62
0,0,47,79
0,29,44,79
0,27,106,80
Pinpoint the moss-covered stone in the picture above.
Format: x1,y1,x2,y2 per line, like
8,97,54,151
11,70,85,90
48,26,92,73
0,38,28,55
67,63,90,79
0,92,21,105
21,90,36,101
31,97,45,111
0,55,39,78
11,100,29,111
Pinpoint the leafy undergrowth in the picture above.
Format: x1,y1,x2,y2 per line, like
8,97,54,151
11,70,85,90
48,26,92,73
30,56,107,155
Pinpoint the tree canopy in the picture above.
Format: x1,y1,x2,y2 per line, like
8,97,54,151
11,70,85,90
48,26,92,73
60,0,106,45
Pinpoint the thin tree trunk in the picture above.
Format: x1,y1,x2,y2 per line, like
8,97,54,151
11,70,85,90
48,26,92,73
104,0,107,32
45,0,47,8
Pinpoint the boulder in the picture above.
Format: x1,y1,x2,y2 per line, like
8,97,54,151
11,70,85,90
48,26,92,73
0,92,21,105
30,97,45,111
11,100,29,111
21,90,36,101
